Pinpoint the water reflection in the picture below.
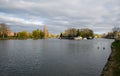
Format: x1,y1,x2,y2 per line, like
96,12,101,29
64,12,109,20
0,39,113,76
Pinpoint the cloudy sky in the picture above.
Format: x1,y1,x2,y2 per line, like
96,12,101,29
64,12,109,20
0,0,120,34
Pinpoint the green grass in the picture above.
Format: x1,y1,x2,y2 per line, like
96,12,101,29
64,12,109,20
112,40,120,76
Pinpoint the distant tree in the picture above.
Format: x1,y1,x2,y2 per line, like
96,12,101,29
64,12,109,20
32,29,40,39
40,30,44,38
28,33,32,38
112,25,120,33
17,31,28,39
76,29,81,37
64,28,77,37
0,23,9,38
79,28,94,38
60,33,63,38
61,28,94,39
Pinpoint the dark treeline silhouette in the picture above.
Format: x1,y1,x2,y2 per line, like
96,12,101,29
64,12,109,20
60,28,94,39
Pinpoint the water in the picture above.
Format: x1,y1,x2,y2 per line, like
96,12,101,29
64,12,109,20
0,38,113,76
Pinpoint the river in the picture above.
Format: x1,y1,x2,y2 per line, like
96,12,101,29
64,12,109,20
0,38,113,76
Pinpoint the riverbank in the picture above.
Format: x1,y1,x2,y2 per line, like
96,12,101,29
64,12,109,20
0,37,45,40
0,38,30,40
101,40,120,76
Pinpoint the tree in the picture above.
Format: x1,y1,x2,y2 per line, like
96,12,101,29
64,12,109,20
61,28,94,39
112,25,120,33
79,28,94,38
40,30,44,38
0,23,9,38
60,33,63,38
17,31,28,39
32,29,40,39
77,29,81,37
64,28,77,37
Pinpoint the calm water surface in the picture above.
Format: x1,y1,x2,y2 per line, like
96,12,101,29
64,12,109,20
0,39,113,76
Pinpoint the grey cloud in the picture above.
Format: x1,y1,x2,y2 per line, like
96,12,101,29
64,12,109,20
0,0,119,34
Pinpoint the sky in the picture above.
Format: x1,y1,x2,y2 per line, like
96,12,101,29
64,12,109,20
0,0,120,34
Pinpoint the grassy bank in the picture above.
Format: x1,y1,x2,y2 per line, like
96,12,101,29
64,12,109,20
101,40,120,76
112,40,120,76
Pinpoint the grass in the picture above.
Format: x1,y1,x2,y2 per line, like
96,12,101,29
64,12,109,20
112,40,120,76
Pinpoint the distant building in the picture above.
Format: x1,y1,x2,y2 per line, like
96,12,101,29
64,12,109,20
115,32,120,40
6,30,14,36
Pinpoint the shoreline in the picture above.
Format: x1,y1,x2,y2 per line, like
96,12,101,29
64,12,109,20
101,43,116,76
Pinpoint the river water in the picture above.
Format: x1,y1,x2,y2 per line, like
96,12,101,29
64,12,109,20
0,38,113,76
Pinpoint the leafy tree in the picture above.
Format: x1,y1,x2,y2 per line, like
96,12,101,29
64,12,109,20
17,31,28,39
77,29,81,36
32,29,40,39
61,28,94,39
64,28,77,37
40,30,44,38
79,28,94,38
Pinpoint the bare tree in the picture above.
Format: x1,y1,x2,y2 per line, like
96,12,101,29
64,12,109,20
112,25,120,33
0,23,9,38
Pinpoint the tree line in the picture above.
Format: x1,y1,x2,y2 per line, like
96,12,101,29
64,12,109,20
104,25,120,39
0,23,49,39
60,28,94,39
17,29,44,39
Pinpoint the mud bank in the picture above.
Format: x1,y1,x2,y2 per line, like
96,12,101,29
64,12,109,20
101,45,115,76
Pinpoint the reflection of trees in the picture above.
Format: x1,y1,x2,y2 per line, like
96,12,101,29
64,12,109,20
0,40,8,56
66,40,94,55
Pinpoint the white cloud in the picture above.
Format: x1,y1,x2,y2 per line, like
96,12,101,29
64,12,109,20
0,0,119,33
0,13,43,26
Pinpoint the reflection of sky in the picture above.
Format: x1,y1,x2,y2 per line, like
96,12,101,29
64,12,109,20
0,0,120,34
0,39,114,76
